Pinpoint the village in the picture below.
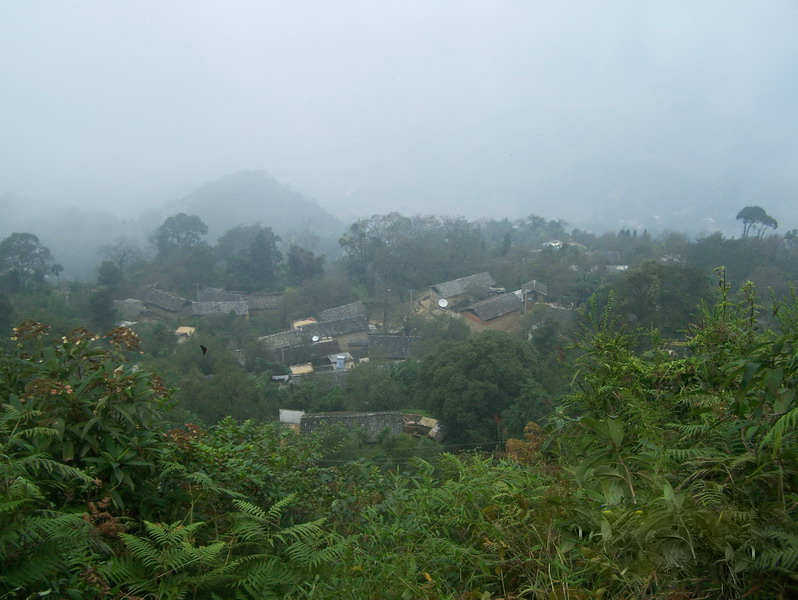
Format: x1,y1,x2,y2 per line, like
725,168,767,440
112,270,573,441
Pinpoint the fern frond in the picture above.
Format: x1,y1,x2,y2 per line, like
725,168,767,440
266,493,296,522
761,406,798,452
186,470,218,488
233,498,268,521
120,532,162,568
755,547,798,571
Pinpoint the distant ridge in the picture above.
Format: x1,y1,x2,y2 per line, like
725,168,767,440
166,170,343,241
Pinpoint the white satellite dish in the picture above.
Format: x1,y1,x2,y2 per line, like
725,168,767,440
311,335,320,342
437,298,449,308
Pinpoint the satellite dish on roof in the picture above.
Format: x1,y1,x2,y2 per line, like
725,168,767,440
437,298,449,308
311,335,320,342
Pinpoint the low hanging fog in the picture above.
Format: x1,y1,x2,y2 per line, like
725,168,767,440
2,1,797,241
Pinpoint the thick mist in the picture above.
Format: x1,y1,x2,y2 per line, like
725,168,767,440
2,1,797,233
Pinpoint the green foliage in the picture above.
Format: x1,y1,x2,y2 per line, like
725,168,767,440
1,321,169,510
153,212,209,256
86,286,117,331
737,205,778,238
220,224,283,292
344,361,405,412
417,330,547,444
0,232,55,292
604,260,716,337
339,213,485,293
286,244,325,285
6,229,798,600
105,519,238,599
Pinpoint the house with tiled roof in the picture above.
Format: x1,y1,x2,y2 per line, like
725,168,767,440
368,335,421,361
191,301,249,317
142,288,191,319
431,272,496,305
409,272,496,315
247,294,282,315
196,287,245,302
196,287,282,316
115,298,146,321
259,314,369,365
317,301,367,323
520,280,548,303
459,292,524,332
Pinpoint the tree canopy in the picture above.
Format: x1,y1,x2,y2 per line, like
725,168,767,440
736,205,778,238
0,232,54,291
152,213,209,255
416,330,548,444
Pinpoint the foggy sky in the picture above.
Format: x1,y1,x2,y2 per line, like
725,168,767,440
2,1,797,231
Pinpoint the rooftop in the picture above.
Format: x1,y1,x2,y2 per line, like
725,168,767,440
431,272,496,299
461,292,523,322
196,287,245,302
317,301,367,322
368,335,421,360
191,301,249,317
520,280,548,296
143,288,189,312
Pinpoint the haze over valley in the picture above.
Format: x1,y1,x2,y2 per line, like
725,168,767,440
3,1,797,253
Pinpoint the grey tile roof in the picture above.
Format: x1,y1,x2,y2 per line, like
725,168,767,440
191,301,249,317
247,294,282,310
432,272,496,299
115,298,146,320
196,287,246,302
260,315,370,350
197,288,282,310
461,292,523,322
521,280,548,296
368,335,421,359
144,288,190,312
304,315,369,338
259,330,308,350
317,301,367,322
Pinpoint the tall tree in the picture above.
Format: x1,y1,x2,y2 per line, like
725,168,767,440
605,260,715,337
152,213,208,256
100,236,145,276
223,226,282,292
339,213,486,293
736,205,778,238
286,244,325,285
416,330,546,444
0,232,54,291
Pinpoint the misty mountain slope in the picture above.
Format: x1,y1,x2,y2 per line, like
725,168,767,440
165,171,343,243
0,193,155,281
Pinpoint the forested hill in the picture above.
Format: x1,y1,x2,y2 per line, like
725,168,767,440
165,170,343,242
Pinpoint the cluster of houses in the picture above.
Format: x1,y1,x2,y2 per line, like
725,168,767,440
115,272,569,381
113,273,572,443
114,287,282,323
258,299,421,380
412,271,550,332
259,271,572,389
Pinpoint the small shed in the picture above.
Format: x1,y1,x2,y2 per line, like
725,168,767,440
174,326,196,343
